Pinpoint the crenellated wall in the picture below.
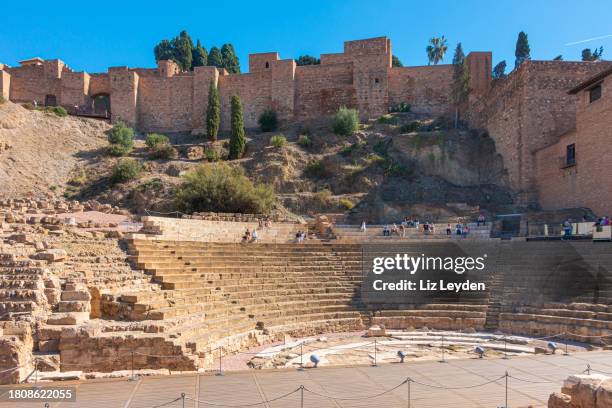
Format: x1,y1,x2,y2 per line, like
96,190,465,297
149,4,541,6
2,37,485,133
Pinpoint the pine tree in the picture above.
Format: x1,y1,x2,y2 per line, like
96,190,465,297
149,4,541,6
206,82,221,141
492,60,507,79
172,30,194,71
514,31,531,68
392,55,403,67
229,95,246,159
154,39,175,62
295,55,320,66
208,47,223,68
451,43,470,106
221,44,240,73
192,40,208,68
553,55,563,61
582,47,604,61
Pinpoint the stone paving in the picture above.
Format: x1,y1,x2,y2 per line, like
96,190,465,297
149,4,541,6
1,351,610,408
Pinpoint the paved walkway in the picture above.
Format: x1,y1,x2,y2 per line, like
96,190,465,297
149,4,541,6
1,351,611,408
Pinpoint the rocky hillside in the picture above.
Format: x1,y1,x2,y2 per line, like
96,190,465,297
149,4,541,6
0,102,110,197
0,101,516,222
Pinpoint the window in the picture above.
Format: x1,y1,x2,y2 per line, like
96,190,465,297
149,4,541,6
265,62,269,69
566,143,576,166
374,78,379,84
589,84,602,103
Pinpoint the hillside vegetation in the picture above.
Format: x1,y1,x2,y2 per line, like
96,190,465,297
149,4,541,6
0,101,515,221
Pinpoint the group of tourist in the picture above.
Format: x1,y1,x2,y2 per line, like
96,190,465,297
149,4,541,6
363,217,476,238
295,230,307,243
242,228,259,243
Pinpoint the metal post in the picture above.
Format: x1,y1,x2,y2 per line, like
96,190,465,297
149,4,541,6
297,342,304,371
34,358,38,387
131,350,134,380
181,392,185,408
373,339,378,367
505,371,508,408
587,364,591,375
439,335,446,363
407,378,411,408
503,336,509,360
216,347,224,376
564,337,569,356
300,385,304,408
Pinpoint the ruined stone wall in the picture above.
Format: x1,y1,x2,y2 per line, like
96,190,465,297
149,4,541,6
137,73,194,133
60,71,90,107
535,72,612,216
6,64,61,104
294,63,356,120
109,67,139,126
467,61,612,204
218,70,272,130
388,65,454,116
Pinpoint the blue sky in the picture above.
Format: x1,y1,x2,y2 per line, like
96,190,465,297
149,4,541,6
2,0,611,73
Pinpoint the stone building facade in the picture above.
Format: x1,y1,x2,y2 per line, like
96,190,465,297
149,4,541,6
0,37,492,132
534,67,612,216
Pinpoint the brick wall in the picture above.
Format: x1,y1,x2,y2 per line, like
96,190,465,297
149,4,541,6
467,61,612,204
0,70,9,100
388,65,453,116
109,67,139,126
535,71,612,216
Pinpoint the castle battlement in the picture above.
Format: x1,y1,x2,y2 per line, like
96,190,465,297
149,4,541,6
0,37,493,133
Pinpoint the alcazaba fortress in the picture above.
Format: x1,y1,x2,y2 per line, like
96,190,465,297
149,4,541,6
1,36,611,213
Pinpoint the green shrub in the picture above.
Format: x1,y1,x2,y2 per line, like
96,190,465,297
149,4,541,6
339,198,354,210
149,143,178,160
339,141,366,157
365,154,385,166
314,189,332,206
44,106,67,117
108,121,135,153
390,102,411,113
297,135,311,148
304,160,330,179
137,178,164,193
175,162,275,214
373,140,388,157
110,158,142,184
107,144,132,157
377,114,394,124
22,103,35,110
269,134,286,148
400,121,421,133
333,107,359,136
258,109,278,132
205,147,220,162
0,95,6,105
145,133,169,148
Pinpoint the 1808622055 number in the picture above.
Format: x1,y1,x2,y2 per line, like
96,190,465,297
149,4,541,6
1,387,77,402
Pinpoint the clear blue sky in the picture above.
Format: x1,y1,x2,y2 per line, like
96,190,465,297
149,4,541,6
2,0,611,73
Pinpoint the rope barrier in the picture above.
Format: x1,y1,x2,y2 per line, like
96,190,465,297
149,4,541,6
185,387,302,407
302,379,407,400
151,394,185,408
409,375,506,390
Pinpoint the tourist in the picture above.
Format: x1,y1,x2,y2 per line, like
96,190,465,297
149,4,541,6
423,223,430,234
391,223,399,236
243,228,251,243
477,213,486,226
562,219,572,239
446,223,452,236
258,219,264,229
360,220,367,232
383,224,390,236
456,223,463,236
603,216,610,226
252,228,259,243
430,223,435,234
264,219,271,229
463,225,470,238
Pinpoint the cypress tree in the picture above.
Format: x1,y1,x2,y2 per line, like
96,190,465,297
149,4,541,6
229,95,246,159
172,30,194,71
208,47,223,68
221,44,240,73
206,82,221,141
451,43,470,106
514,31,531,68
192,40,208,68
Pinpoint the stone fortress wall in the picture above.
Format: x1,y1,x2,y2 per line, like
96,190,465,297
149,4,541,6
2,36,611,211
0,37,490,133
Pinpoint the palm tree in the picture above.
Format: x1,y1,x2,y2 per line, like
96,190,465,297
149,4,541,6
426,36,448,65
